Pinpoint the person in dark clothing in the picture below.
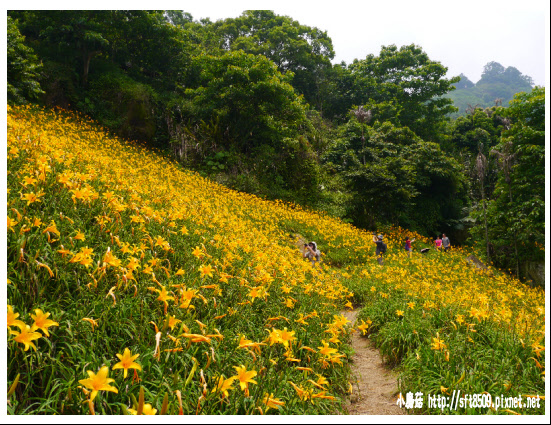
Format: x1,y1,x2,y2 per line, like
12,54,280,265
372,233,386,265
442,234,451,252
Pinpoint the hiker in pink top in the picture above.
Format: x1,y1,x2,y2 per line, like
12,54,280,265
434,236,442,251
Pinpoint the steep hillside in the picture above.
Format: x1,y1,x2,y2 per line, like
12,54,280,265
6,105,545,415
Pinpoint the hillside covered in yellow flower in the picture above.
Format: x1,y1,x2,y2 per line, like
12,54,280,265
6,105,545,415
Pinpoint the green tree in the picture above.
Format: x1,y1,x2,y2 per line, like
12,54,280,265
211,10,335,108
319,63,358,122
454,73,475,89
448,107,505,154
470,87,545,277
181,50,309,151
28,10,112,86
164,10,194,28
342,44,459,140
399,141,468,236
324,115,466,233
104,11,192,91
7,15,43,104
172,50,321,203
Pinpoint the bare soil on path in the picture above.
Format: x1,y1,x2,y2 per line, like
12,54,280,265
342,309,405,415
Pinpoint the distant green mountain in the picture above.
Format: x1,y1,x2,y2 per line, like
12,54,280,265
446,61,534,117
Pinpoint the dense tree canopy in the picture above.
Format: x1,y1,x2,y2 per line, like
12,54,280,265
211,10,335,107
7,15,43,104
478,87,545,272
324,117,467,234
331,44,460,141
182,51,309,150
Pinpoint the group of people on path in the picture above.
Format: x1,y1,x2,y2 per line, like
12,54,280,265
371,232,452,266
301,232,451,267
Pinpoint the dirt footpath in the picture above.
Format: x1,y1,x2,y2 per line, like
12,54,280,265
342,309,405,415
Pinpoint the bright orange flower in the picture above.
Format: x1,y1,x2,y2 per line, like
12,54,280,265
198,264,213,278
128,403,157,415
288,381,310,401
7,216,18,232
431,336,447,351
279,328,296,348
82,317,99,331
167,315,181,330
237,335,266,354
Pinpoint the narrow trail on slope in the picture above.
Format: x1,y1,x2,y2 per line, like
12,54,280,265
342,309,405,415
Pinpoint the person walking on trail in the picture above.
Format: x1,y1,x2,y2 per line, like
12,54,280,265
442,233,451,252
434,235,442,252
373,233,387,265
405,236,415,257
303,241,321,266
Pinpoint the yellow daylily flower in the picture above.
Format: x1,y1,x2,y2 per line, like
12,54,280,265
112,348,142,379
279,328,296,348
82,317,99,331
198,264,213,278
79,366,118,401
317,340,337,357
128,403,157,415
167,315,181,330
12,324,42,351
263,393,285,412
7,305,25,330
30,309,59,337
212,376,235,399
232,365,257,394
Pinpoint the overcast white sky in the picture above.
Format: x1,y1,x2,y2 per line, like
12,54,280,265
173,0,549,86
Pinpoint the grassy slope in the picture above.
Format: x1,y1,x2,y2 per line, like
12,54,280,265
6,105,545,415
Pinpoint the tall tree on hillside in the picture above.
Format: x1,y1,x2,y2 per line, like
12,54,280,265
172,50,321,203
181,50,309,151
490,140,519,277
482,87,545,278
104,11,192,91
475,145,491,262
345,44,459,141
164,10,194,27
211,10,335,108
318,62,357,121
447,105,508,156
454,73,475,89
352,106,372,165
475,62,533,104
